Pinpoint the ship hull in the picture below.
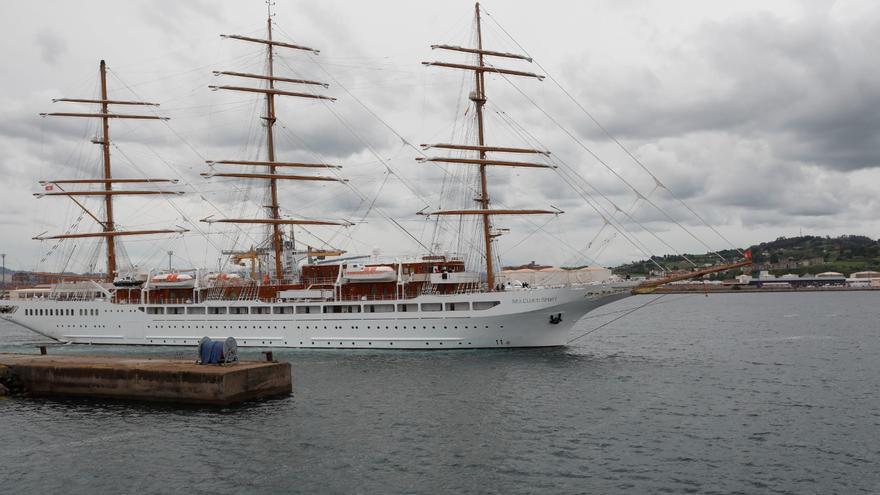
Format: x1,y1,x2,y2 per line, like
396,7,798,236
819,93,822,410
1,286,632,349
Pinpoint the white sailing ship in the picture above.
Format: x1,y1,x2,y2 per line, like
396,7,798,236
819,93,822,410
1,4,744,349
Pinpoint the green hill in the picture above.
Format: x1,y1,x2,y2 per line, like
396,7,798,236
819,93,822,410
612,235,880,279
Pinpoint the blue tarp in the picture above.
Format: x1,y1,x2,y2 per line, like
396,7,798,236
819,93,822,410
198,338,225,364
197,336,238,365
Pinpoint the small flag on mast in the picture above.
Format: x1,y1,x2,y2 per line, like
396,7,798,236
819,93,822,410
44,184,54,191
744,249,752,260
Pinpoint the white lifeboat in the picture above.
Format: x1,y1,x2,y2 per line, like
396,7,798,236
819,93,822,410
150,272,195,288
343,264,396,283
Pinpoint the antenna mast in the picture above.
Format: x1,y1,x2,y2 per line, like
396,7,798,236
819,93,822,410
419,3,556,290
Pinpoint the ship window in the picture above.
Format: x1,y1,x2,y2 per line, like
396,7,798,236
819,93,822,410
296,305,319,314
187,307,206,315
421,303,442,312
208,307,227,315
146,307,164,315
445,302,470,311
322,305,361,314
251,307,270,315
397,303,418,312
229,307,249,315
166,307,184,315
273,306,295,315
367,304,394,313
472,301,500,311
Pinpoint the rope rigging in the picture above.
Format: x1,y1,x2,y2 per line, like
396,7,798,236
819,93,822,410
482,7,742,258
492,106,694,271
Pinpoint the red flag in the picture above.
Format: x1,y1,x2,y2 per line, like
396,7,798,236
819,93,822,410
744,249,752,260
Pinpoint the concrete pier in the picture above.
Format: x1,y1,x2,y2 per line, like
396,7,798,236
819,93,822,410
0,353,291,406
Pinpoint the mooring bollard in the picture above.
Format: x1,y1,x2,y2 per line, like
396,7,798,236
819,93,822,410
262,351,274,363
38,346,47,355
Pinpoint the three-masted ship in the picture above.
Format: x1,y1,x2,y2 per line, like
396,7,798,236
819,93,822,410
2,4,637,349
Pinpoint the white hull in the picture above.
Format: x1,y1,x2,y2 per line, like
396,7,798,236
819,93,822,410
1,285,633,349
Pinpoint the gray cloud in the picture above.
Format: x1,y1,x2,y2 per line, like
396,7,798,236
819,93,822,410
1,0,879,271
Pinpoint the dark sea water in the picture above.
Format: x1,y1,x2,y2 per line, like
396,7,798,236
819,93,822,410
1,292,879,494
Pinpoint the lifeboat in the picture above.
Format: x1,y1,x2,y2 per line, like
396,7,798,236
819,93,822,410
113,272,147,287
343,265,396,283
150,272,195,288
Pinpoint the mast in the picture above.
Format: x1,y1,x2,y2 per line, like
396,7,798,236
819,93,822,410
265,12,284,280
473,3,494,289
39,61,187,282
99,60,117,282
420,3,556,291
205,3,346,282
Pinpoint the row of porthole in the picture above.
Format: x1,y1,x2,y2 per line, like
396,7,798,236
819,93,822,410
146,324,504,331
147,325,283,330
146,339,477,346
57,324,107,328
25,309,100,317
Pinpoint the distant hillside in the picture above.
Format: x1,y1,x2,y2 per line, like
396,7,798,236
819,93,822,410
613,235,880,279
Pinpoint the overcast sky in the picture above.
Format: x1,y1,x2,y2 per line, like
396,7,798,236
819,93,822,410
1,0,878,274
